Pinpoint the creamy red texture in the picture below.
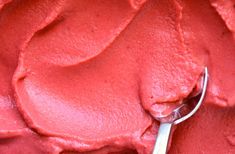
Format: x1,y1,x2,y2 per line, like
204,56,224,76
0,0,234,154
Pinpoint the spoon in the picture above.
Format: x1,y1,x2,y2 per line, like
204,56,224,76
152,67,209,154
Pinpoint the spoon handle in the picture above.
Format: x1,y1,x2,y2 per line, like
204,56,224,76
153,122,173,154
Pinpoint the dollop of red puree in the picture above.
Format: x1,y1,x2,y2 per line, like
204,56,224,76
0,0,234,153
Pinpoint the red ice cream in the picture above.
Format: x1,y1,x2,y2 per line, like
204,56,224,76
0,0,234,154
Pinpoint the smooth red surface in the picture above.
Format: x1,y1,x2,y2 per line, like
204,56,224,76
0,0,234,154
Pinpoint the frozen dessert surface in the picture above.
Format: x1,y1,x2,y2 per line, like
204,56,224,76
0,0,235,153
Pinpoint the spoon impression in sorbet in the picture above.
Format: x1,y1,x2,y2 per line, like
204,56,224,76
152,67,209,154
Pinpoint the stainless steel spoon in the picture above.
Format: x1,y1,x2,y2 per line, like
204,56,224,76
152,67,209,154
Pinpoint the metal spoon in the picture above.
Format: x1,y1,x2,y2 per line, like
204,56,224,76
152,67,209,154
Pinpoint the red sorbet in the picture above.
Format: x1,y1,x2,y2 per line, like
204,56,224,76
0,0,234,154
